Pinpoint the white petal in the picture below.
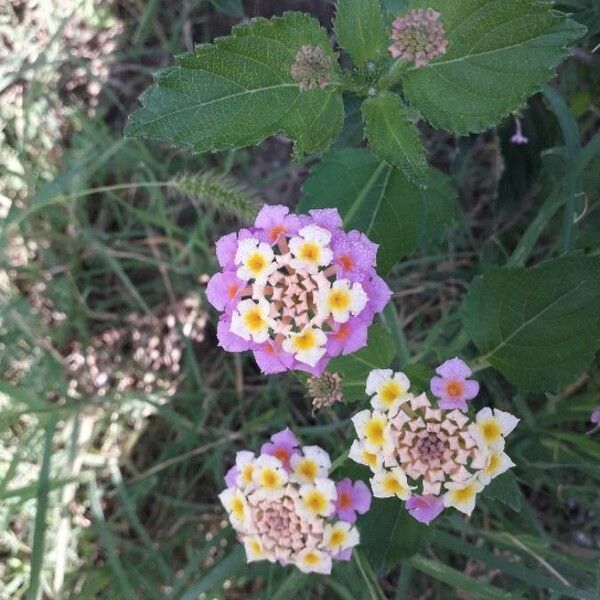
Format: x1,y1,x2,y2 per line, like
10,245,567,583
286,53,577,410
351,410,372,438
493,409,520,436
365,369,393,395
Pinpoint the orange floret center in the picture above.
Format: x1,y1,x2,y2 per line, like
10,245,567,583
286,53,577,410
339,254,354,271
445,379,464,397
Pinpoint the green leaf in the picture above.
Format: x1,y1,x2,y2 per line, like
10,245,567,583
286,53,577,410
403,0,586,133
481,472,523,513
334,0,387,66
463,256,600,392
360,498,431,570
327,325,394,401
125,13,343,157
362,91,428,185
299,148,454,274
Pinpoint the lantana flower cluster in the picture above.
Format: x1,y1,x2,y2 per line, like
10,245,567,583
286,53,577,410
206,205,391,375
349,358,519,524
219,428,371,574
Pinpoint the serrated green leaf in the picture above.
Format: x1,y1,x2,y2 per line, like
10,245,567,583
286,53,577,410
403,0,586,133
463,256,600,392
360,498,431,570
125,13,343,157
334,0,387,66
362,91,428,185
481,472,523,512
299,148,454,273
327,325,394,401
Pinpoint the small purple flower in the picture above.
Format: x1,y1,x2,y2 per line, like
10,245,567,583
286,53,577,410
206,271,244,311
331,230,378,278
327,318,369,356
510,117,529,145
254,204,302,243
591,407,600,426
334,478,372,523
430,357,479,411
406,494,444,525
261,428,301,470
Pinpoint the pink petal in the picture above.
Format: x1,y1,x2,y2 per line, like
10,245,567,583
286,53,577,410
224,466,239,488
463,379,480,400
430,376,445,397
217,315,252,352
406,494,444,525
435,357,471,379
351,480,372,513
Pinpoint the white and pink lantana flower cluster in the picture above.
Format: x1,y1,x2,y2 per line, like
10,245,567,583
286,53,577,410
348,359,519,524
219,428,371,574
206,205,391,375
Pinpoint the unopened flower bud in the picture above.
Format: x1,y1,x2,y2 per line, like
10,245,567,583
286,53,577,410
291,45,332,91
307,372,343,410
389,8,448,68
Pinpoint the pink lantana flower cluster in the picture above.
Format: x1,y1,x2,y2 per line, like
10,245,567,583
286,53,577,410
348,360,519,525
206,205,391,375
219,428,371,574
389,8,448,68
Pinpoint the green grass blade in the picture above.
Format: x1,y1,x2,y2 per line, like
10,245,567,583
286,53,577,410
26,415,57,600
88,477,136,600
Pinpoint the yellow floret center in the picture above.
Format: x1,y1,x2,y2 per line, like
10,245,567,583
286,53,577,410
231,497,245,519
304,490,328,514
297,459,318,481
481,419,502,443
452,484,476,504
249,540,262,555
363,451,378,469
485,452,500,475
246,252,268,274
329,529,346,548
380,381,403,405
243,308,266,332
260,468,280,489
293,329,317,351
383,475,405,495
298,241,320,263
241,464,254,485
303,550,321,566
328,289,351,312
365,419,385,445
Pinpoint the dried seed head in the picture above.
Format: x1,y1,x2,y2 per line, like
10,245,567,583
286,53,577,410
290,45,332,91
64,296,207,401
307,372,343,410
389,8,448,68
